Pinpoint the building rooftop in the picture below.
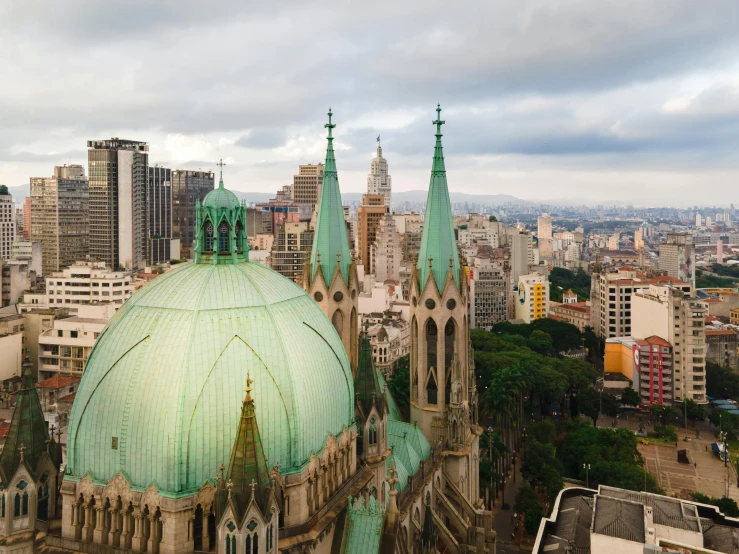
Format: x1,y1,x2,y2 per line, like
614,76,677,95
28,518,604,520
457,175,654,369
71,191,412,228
706,329,738,337
35,375,82,389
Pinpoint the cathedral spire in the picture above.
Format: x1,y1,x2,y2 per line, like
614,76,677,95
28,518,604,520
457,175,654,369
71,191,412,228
416,104,460,291
225,375,272,512
309,109,351,287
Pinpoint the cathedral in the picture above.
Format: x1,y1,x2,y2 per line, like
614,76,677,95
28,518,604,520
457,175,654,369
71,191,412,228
32,106,495,554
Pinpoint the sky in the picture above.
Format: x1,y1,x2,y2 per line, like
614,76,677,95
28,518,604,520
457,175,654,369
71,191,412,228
2,1,739,206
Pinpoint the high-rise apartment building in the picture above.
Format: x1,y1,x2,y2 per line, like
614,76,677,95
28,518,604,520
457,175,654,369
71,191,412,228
469,253,511,329
0,186,15,260
537,212,552,240
371,215,401,282
659,232,695,291
290,163,324,209
357,194,386,273
634,229,644,250
30,165,89,275
270,221,313,284
171,169,215,259
504,228,534,285
147,166,173,264
22,197,30,239
515,272,549,323
87,139,148,270
366,143,392,209
632,284,707,403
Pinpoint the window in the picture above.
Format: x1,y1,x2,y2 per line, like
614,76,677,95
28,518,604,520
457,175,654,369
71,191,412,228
219,223,230,252
204,222,214,251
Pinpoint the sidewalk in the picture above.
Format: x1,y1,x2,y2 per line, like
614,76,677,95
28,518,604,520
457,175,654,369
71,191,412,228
491,456,525,553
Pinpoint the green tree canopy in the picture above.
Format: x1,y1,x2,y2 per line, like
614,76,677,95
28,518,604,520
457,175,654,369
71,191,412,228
621,386,640,407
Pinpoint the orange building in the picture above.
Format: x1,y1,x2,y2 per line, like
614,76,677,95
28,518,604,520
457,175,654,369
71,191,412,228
357,194,386,274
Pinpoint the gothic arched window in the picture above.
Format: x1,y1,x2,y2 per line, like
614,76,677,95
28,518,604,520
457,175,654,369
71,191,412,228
426,319,438,374
369,426,377,445
204,222,214,252
426,370,438,405
235,221,244,252
219,223,230,252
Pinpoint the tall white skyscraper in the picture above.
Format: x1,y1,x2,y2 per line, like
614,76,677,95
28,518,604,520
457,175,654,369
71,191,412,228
366,140,392,210
0,185,16,260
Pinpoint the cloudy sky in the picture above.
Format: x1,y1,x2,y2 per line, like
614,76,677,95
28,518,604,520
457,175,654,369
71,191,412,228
2,1,739,206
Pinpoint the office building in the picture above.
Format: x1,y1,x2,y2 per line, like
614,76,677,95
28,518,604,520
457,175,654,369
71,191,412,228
87,138,148,270
0,185,15,260
590,268,691,339
171,169,215,258
290,163,324,209
537,212,552,240
515,272,549,323
469,254,511,329
357,194,386,273
632,283,707,403
44,261,134,313
366,142,392,209
659,232,695,291
30,164,89,275
505,227,534,285
535,485,739,554
270,221,313,283
147,166,179,264
371,215,402,282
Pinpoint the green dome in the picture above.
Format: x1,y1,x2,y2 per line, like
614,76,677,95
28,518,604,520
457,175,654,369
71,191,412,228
202,178,241,210
66,261,354,497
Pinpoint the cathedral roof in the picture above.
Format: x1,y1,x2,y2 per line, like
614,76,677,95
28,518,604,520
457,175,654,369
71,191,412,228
385,420,431,492
354,332,385,418
416,105,460,292
66,181,354,497
202,174,241,211
0,360,54,481
224,377,272,515
309,109,351,287
339,495,386,554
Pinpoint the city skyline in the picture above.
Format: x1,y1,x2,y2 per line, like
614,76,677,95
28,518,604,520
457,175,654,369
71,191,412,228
3,2,739,205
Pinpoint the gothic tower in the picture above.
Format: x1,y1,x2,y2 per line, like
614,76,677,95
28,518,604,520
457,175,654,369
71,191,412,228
304,109,360,372
409,106,480,502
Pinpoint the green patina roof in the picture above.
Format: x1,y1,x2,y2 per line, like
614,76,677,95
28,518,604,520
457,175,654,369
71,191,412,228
0,362,54,481
0,185,8,196
385,420,431,493
67,260,354,496
375,366,402,421
224,377,272,514
416,105,460,292
354,333,385,418
202,174,242,211
339,495,385,554
309,109,351,287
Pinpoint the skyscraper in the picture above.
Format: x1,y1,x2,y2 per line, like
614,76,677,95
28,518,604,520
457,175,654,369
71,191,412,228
357,194,386,274
30,165,89,275
372,215,402,282
290,163,324,209
0,186,15,260
537,212,552,240
367,141,392,209
659,232,695,291
148,166,172,264
87,139,148,270
170,169,215,259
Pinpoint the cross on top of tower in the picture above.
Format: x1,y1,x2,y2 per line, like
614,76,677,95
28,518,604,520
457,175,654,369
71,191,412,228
249,478,257,494
325,108,336,139
433,104,445,137
216,159,227,184
244,373,253,401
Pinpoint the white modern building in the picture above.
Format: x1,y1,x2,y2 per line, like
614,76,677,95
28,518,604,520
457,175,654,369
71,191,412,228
366,143,392,209
0,185,15,261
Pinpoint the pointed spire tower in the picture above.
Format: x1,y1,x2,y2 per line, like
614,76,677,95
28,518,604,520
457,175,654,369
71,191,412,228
409,106,474,462
304,109,359,373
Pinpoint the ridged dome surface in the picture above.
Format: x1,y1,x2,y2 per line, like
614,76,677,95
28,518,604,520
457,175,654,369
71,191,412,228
202,185,241,210
66,261,354,496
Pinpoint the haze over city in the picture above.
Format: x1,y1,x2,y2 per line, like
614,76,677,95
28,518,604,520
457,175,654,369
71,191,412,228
3,1,739,205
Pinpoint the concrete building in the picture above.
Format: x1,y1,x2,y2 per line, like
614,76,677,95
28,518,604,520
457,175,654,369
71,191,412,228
535,485,739,554
515,273,549,324
11,238,42,275
0,261,33,307
468,253,511,330
87,138,148,270
38,316,105,380
537,212,552,240
632,283,707,403
731,307,739,325
44,262,134,312
30,165,89,275
147,166,177,264
358,194,387,274
605,336,673,405
551,301,591,331
371,215,402,283
0,186,15,261
290,163,324,209
170,169,215,259
270,221,313,283
0,313,24,381
608,232,620,250
705,328,738,370
659,232,696,291
366,142,392,209
590,268,691,339
634,229,644,250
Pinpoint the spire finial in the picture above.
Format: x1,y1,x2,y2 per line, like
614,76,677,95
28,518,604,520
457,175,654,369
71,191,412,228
18,442,26,463
216,159,227,187
250,478,257,495
325,108,336,140
245,373,253,402
428,256,433,269
433,104,445,138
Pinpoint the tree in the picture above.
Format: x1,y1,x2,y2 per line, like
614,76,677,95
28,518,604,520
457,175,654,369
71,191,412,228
601,392,620,419
489,215,498,222
707,361,739,399
648,404,675,426
528,330,553,356
577,386,601,427
528,419,557,445
388,356,410,419
621,387,640,407
678,399,706,425
654,423,677,442
691,493,739,517
524,503,544,535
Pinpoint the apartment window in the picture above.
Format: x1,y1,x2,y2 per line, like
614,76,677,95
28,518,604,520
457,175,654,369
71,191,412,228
57,330,63,338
